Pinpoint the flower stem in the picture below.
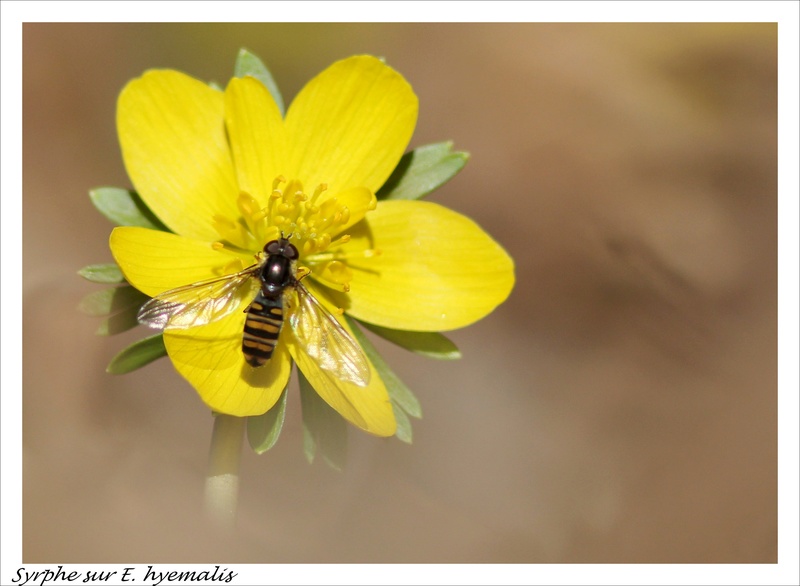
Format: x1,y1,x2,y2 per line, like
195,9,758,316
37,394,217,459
204,414,245,529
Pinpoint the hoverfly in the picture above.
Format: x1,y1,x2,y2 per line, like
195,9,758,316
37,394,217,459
137,237,370,386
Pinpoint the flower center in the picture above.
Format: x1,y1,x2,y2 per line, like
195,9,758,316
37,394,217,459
211,176,378,293
266,176,353,256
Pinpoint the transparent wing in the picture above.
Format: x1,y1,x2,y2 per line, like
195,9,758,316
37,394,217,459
138,264,261,330
289,284,371,387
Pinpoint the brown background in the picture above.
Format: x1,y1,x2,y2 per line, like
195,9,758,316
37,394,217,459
22,23,777,563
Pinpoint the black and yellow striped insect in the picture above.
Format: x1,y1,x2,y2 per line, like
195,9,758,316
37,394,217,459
137,237,370,386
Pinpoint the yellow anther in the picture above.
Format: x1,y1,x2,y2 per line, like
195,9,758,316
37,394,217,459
237,192,259,216
251,175,378,259
321,233,351,251
211,241,225,250
311,183,328,202
311,260,353,292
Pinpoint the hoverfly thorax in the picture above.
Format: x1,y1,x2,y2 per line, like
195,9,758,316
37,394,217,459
259,239,299,296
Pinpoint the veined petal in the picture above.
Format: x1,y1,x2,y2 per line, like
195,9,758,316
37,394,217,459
110,226,254,297
288,283,396,437
327,201,515,331
225,76,287,206
165,310,292,416
117,70,240,240
284,56,418,195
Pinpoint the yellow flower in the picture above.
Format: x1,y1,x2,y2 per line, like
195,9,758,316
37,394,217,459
109,55,514,436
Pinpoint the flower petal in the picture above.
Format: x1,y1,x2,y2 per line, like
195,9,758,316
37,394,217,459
288,283,396,437
327,201,515,331
117,70,239,240
224,76,287,206
164,310,292,416
110,226,253,297
284,56,418,195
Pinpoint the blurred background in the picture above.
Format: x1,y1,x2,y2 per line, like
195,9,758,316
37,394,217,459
23,23,776,563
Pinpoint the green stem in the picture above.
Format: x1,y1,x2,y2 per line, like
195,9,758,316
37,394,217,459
204,414,245,529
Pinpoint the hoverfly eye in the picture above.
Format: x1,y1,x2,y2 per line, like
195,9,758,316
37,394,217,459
265,240,281,255
284,243,299,260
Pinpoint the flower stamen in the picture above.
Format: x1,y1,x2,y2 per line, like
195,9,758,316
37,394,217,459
264,176,355,256
310,183,328,206
305,259,354,293
211,213,255,251
328,234,351,248
212,175,376,294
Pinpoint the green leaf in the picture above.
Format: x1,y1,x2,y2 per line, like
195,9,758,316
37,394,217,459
346,316,422,420
234,48,285,116
79,285,148,317
377,141,469,201
106,333,167,374
357,321,461,360
392,405,413,445
89,186,171,231
96,305,140,336
78,263,125,284
299,370,347,470
247,382,289,454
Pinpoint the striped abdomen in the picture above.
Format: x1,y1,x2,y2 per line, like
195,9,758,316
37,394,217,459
242,291,284,367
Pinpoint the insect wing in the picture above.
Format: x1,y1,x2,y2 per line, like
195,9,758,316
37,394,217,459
289,284,371,387
138,264,261,330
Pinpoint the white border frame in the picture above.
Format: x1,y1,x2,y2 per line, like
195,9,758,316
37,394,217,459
3,2,797,585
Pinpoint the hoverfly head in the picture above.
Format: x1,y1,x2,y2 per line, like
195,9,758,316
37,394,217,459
264,233,299,260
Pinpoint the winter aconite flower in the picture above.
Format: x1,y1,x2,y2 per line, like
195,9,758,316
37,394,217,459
104,55,514,438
